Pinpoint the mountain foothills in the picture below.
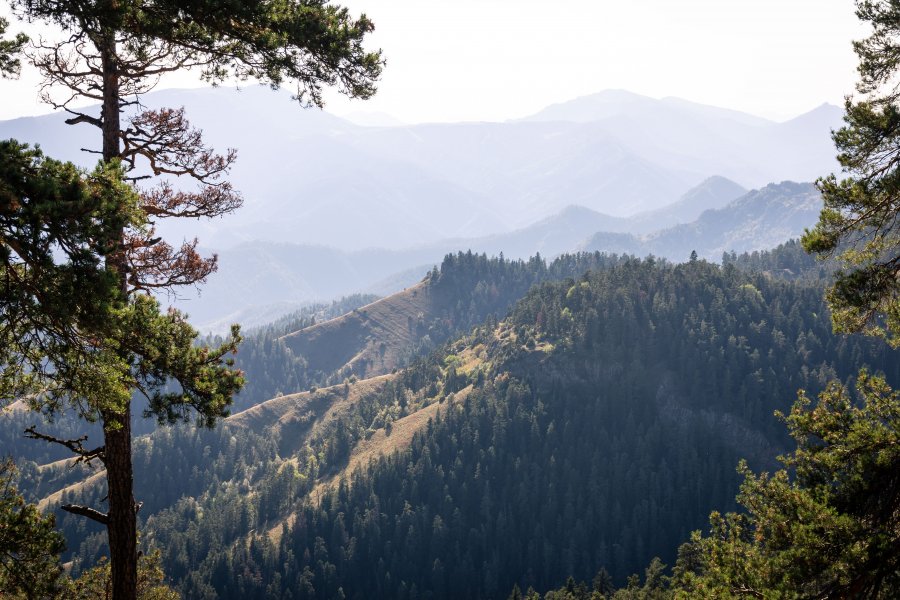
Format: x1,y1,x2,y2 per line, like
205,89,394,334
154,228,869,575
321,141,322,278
5,245,898,598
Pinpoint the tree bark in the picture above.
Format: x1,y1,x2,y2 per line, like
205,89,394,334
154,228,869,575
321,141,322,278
100,22,138,600
102,407,137,600
101,36,121,165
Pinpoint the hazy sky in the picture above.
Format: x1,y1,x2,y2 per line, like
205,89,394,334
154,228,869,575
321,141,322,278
0,0,869,123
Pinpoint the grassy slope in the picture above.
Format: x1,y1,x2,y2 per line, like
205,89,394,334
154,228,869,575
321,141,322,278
279,280,434,380
226,374,396,456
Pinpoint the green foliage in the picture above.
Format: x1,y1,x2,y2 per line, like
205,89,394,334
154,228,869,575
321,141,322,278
64,550,179,600
11,0,382,106
0,17,26,77
7,248,894,598
0,140,243,426
670,372,900,598
802,1,900,345
117,295,245,428
0,459,65,599
519,559,667,600
0,140,139,410
684,5,900,596
721,240,827,281
163,258,896,599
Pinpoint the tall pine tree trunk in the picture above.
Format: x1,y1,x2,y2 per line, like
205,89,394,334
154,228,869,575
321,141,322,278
102,408,137,600
100,28,138,600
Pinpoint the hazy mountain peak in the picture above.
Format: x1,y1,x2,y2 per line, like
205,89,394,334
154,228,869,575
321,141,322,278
520,89,657,122
557,204,608,219
779,102,844,129
626,175,747,232
522,89,771,127
688,175,748,200
580,180,821,260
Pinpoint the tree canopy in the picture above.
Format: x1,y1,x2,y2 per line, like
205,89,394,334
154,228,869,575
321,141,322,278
671,2,900,596
669,372,900,598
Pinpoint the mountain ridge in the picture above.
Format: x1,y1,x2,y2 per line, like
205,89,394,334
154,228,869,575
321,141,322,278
0,85,841,253
182,177,811,331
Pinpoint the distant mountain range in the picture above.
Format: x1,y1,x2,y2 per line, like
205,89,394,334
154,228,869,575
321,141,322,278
0,86,840,253
181,179,819,332
0,87,834,330
581,181,822,261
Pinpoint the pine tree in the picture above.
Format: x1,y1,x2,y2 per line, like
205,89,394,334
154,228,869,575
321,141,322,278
670,4,900,595
670,373,900,598
3,2,382,598
0,459,65,599
0,16,25,77
1,138,242,597
803,0,900,345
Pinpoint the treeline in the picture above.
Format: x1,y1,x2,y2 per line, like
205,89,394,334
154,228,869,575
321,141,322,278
387,251,633,370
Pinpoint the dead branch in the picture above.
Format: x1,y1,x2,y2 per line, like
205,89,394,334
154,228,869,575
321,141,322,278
61,503,109,525
24,426,106,466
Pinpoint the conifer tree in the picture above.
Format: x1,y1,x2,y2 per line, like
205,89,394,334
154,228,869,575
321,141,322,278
0,15,25,76
669,2,900,596
1,138,243,597
670,373,900,598
2,1,382,598
0,459,65,599
803,0,900,345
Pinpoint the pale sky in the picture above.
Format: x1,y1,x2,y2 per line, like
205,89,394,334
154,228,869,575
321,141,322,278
0,0,869,123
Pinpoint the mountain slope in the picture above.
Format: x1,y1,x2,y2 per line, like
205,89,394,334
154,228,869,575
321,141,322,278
227,374,397,458
519,90,841,190
627,175,748,233
21,248,896,598
274,252,632,383
279,282,433,380
180,175,748,330
582,181,821,260
172,258,899,599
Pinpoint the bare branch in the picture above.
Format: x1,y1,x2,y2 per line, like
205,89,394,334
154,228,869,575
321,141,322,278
120,107,237,183
124,232,217,292
61,503,109,525
24,426,106,466
64,113,102,128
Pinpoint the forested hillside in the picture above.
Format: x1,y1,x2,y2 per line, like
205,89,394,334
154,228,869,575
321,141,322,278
28,252,887,599
5,243,892,599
